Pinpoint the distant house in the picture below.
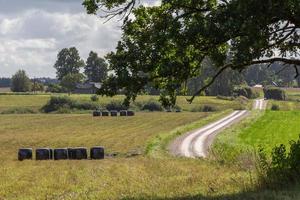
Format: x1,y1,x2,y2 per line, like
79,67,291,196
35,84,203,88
253,84,263,88
74,82,101,94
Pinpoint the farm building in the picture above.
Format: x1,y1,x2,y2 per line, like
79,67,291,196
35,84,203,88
74,82,101,94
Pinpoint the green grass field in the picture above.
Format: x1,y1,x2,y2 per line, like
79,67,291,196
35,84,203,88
213,111,300,161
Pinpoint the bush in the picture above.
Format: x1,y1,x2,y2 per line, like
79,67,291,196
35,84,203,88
105,101,128,111
234,86,259,99
257,135,300,188
141,100,163,111
46,84,65,93
191,105,217,112
42,96,100,113
90,95,99,102
271,104,280,111
264,87,286,100
1,107,37,114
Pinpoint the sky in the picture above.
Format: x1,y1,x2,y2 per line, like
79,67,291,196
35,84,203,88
0,0,159,78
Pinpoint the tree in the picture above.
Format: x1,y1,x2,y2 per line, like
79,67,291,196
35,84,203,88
61,73,84,95
84,51,108,83
54,47,85,80
31,81,45,93
11,70,32,92
83,0,300,106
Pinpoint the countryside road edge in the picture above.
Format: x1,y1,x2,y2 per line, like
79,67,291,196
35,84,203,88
169,99,267,158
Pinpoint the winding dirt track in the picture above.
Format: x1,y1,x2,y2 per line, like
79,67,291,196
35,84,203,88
170,99,266,158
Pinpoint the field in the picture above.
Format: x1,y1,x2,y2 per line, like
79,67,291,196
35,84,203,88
213,110,300,162
1,93,300,199
0,111,255,200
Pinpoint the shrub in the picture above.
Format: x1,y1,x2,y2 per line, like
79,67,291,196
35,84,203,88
105,101,128,111
257,135,300,188
42,96,74,113
141,100,163,111
1,107,37,114
42,96,100,113
234,86,259,99
271,104,280,111
263,87,286,100
90,95,99,102
191,105,217,112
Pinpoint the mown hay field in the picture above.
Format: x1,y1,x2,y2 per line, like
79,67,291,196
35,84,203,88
0,111,255,200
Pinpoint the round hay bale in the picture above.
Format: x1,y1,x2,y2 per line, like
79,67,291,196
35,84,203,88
93,110,101,117
120,110,127,116
110,110,118,117
101,110,109,116
54,148,68,160
18,148,33,161
36,148,52,160
90,146,105,160
127,110,135,116
71,147,88,160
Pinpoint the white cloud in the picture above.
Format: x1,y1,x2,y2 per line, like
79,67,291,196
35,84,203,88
0,0,160,78
0,8,122,78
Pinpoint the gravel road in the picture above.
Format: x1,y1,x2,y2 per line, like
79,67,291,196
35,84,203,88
169,99,266,158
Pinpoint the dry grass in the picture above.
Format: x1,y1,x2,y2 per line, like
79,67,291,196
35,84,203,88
0,112,254,199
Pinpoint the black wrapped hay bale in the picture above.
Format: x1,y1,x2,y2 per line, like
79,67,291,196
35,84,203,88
120,110,127,116
102,110,109,116
90,146,105,160
54,148,68,160
93,110,101,117
18,148,32,161
69,147,88,160
36,148,53,160
175,109,182,113
110,110,118,117
127,110,135,116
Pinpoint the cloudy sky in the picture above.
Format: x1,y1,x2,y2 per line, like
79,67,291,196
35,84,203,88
0,0,159,78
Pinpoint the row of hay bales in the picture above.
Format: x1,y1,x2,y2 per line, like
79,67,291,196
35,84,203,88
18,147,104,161
93,110,135,117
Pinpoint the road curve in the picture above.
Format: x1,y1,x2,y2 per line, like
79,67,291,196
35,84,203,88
170,99,266,158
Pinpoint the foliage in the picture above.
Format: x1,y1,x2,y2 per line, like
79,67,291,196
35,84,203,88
90,94,99,102
234,86,259,99
54,47,85,80
46,83,65,93
60,73,84,94
84,51,108,83
11,70,32,92
264,87,286,100
105,100,128,111
42,96,99,113
141,100,163,111
31,81,45,92
191,105,218,112
271,104,280,111
257,136,300,188
84,0,300,107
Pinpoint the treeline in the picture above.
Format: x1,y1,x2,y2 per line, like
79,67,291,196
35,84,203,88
185,63,300,97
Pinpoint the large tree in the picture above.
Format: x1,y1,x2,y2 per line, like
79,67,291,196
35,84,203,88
54,47,85,80
84,51,108,83
60,73,84,95
11,70,32,92
83,0,300,106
